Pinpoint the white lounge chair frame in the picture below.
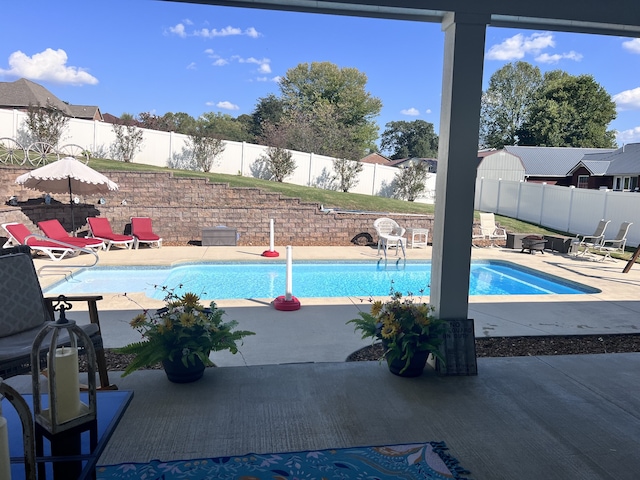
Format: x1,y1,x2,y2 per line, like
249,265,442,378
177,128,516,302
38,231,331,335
598,221,633,261
373,217,406,258
2,222,78,261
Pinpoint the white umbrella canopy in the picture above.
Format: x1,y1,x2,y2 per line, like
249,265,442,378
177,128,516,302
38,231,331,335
15,156,118,233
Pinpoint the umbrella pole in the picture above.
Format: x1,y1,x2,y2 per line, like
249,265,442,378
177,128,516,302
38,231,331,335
68,177,76,236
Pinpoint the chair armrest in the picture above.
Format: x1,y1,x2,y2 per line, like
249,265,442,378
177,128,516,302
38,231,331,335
44,295,104,326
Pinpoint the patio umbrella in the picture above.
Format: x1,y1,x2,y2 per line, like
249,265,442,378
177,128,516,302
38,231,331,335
15,156,118,234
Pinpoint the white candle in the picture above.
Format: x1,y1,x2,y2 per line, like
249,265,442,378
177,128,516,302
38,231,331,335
269,219,275,251
285,245,293,301
48,347,81,423
0,408,10,480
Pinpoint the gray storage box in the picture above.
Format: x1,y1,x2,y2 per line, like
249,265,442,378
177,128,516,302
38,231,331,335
202,227,237,246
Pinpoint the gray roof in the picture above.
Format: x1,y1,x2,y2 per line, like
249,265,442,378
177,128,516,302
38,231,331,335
0,78,72,115
577,143,640,176
67,104,102,120
503,145,616,177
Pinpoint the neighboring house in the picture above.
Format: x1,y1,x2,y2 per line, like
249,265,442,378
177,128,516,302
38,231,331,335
0,77,103,121
569,143,640,191
359,152,392,165
389,157,438,173
477,145,618,188
67,104,103,121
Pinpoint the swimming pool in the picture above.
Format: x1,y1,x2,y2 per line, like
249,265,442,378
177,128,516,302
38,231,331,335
43,260,599,299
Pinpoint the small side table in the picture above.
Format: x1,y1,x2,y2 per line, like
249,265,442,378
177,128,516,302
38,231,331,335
406,228,429,248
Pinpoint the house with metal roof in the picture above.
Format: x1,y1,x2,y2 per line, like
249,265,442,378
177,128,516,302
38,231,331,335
569,143,640,191
0,78,103,120
477,145,618,187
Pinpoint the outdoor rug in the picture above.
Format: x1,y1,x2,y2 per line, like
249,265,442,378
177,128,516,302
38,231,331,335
97,441,470,479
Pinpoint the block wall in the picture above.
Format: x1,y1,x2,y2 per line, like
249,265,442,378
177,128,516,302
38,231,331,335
0,166,434,246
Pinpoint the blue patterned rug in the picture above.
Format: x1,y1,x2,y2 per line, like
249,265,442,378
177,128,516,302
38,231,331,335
97,441,470,479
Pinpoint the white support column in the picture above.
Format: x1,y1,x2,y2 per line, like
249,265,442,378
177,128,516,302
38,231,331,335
431,12,488,322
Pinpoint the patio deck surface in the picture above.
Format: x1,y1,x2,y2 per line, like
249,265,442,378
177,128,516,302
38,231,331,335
8,244,640,479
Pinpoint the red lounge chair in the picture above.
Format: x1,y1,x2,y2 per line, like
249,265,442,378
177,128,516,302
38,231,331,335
131,217,162,249
87,217,134,251
37,219,104,250
2,222,79,261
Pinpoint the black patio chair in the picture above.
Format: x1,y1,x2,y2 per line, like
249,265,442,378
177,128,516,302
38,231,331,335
0,245,114,389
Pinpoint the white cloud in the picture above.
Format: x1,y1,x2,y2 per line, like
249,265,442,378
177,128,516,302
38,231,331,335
535,50,583,64
425,109,432,114
212,58,228,66
245,27,260,38
486,32,555,61
613,87,640,110
217,101,239,110
256,76,281,83
239,57,271,74
169,23,261,39
400,108,420,116
622,38,640,54
616,126,640,144
0,48,98,85
186,62,196,70
168,23,187,38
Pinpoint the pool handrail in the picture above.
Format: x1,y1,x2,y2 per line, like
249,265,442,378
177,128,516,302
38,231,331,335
24,234,99,275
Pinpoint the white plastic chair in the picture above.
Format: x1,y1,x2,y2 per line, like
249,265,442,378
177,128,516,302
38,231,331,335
477,213,507,247
373,218,406,257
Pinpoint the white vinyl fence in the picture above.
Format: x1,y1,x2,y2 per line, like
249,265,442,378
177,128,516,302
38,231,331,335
476,177,640,247
0,109,436,203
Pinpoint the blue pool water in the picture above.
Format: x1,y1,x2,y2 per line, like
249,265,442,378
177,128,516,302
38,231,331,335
44,260,599,299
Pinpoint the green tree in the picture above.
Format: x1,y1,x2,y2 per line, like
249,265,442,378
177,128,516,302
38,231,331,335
480,62,543,149
187,125,226,172
517,71,617,148
251,94,284,139
380,120,439,159
111,123,144,162
199,112,252,142
393,162,429,201
332,158,363,192
25,101,70,147
258,146,296,182
276,62,382,158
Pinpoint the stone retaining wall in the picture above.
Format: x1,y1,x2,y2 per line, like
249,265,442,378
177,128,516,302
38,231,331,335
1,165,434,247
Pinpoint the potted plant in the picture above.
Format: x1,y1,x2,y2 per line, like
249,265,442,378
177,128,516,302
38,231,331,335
348,289,445,377
118,289,255,383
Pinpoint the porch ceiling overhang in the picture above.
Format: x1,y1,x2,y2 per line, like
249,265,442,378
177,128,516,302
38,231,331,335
163,0,640,37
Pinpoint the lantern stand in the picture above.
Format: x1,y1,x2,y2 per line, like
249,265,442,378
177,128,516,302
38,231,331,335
0,377,36,480
31,296,99,478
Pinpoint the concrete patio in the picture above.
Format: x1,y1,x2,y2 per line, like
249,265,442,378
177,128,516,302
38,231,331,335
7,244,640,479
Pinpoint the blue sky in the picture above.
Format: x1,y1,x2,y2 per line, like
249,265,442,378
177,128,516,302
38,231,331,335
2,0,640,147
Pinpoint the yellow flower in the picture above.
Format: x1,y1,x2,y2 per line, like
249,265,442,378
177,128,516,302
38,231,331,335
181,292,201,307
163,317,174,331
381,321,399,339
130,313,147,328
180,312,196,327
370,300,384,317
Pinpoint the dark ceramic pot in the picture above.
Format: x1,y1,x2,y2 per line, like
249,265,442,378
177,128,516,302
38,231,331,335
162,356,206,383
386,349,429,377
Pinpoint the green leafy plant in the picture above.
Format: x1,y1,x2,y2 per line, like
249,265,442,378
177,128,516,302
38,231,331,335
117,289,255,377
348,288,445,374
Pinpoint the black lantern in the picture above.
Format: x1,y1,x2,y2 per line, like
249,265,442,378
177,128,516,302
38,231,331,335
0,377,36,480
30,297,97,435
